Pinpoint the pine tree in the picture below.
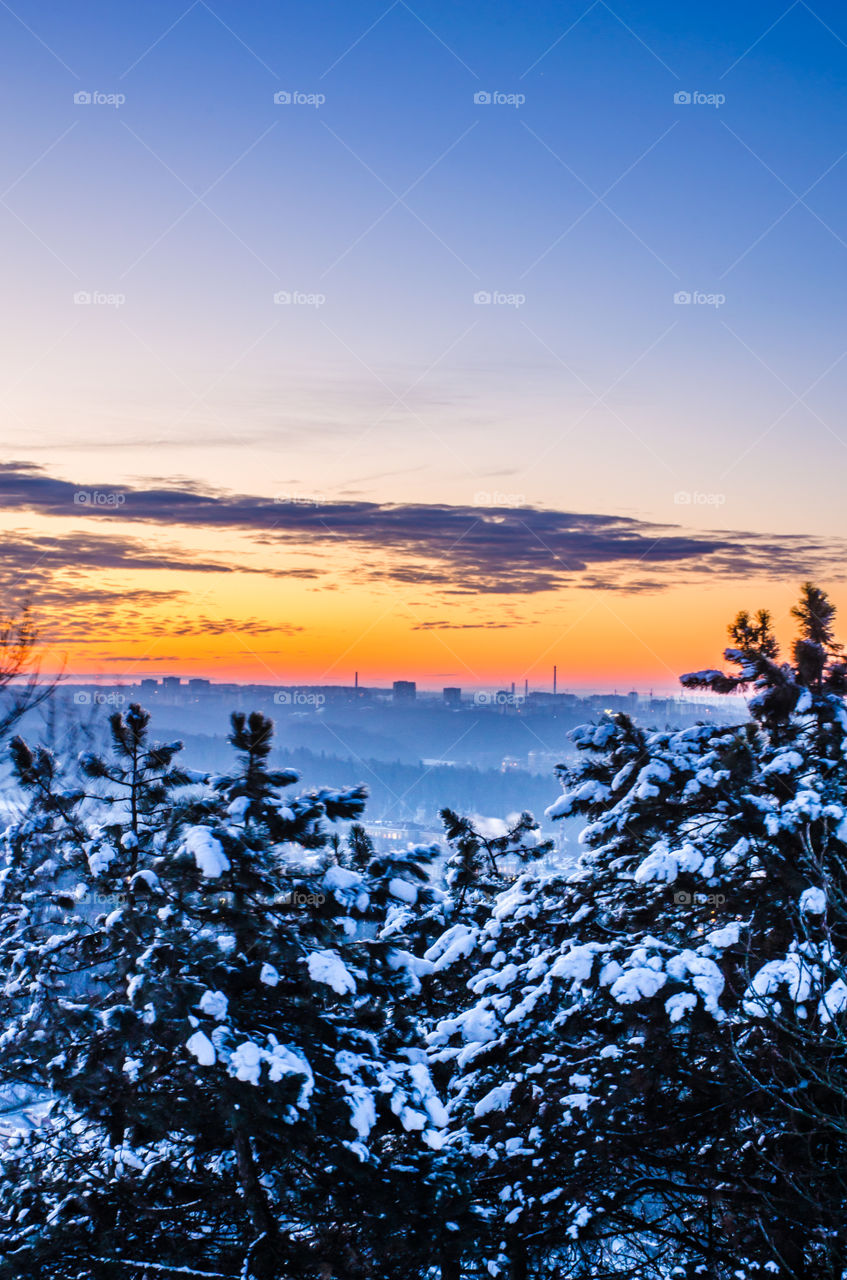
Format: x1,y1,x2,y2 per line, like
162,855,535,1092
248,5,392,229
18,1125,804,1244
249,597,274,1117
426,585,847,1278
0,706,446,1279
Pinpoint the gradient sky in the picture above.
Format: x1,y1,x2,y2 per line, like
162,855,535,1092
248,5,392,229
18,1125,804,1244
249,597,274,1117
2,0,847,689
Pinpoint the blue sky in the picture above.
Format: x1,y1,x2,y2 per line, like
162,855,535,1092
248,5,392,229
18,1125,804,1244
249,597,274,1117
2,1,847,682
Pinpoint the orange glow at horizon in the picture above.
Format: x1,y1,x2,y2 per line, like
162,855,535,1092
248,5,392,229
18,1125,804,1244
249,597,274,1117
33,556,840,694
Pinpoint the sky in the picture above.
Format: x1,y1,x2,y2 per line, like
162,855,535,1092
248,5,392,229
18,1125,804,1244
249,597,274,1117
2,0,847,690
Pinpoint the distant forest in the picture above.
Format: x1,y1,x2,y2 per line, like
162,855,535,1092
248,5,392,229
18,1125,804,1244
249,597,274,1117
178,734,560,825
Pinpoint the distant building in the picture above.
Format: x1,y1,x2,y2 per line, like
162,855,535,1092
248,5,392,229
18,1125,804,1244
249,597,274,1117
162,676,181,690
188,678,212,690
140,678,158,691
392,680,416,703
443,687,461,707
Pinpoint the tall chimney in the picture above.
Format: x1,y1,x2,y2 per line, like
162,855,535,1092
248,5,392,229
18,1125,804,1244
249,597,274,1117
553,665,557,696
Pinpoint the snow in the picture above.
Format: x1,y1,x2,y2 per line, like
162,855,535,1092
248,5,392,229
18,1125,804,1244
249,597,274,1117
763,751,804,775
307,949,357,995
799,886,826,915
266,1043,314,1104
182,826,230,878
707,922,743,949
388,876,418,904
346,1085,377,1138
126,974,144,1002
665,951,725,1016
610,966,667,1004
229,1041,262,1084
87,845,115,876
387,948,435,994
634,760,671,799
634,840,703,885
425,923,478,971
665,992,698,1023
473,1083,514,1118
546,779,609,819
186,1031,216,1066
197,990,228,1021
226,795,250,821
260,962,279,986
322,864,369,911
550,944,600,985
745,952,818,1016
819,979,847,1024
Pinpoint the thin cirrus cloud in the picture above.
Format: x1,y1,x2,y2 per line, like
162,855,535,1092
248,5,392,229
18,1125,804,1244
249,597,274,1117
0,461,844,598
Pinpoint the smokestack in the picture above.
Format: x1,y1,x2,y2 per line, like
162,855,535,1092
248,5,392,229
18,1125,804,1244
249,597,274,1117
553,665,557,696
511,681,515,696
354,671,358,690
524,678,528,699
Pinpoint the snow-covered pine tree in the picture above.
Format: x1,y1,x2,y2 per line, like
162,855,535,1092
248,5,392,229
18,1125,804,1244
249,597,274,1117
424,703,762,1276
678,582,847,1279
0,705,446,1279
419,810,558,1279
426,586,847,1279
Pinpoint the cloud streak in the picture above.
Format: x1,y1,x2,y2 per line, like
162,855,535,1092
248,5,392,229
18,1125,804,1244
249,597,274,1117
0,461,844,598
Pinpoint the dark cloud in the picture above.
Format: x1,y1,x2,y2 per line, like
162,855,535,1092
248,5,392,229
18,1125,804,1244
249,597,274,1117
0,461,844,597
411,620,513,630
